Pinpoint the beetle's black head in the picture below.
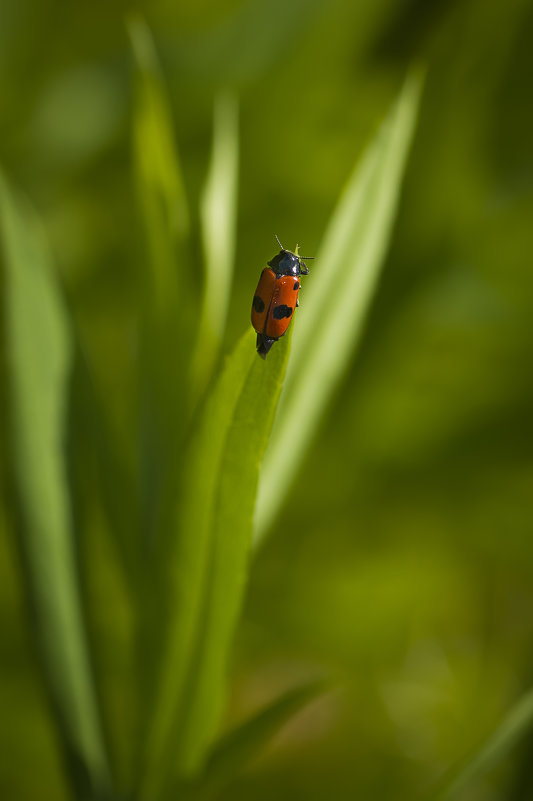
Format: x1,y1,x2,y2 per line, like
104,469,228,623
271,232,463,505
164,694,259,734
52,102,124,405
267,236,312,277
268,249,302,277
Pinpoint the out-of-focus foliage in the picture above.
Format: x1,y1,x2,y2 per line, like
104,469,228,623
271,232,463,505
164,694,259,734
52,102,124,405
1,0,533,800
0,172,111,799
0,10,418,801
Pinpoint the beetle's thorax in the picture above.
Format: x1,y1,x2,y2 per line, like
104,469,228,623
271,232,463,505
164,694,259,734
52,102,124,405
268,249,302,277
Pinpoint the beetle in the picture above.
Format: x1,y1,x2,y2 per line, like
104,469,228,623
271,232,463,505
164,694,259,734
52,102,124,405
251,236,313,359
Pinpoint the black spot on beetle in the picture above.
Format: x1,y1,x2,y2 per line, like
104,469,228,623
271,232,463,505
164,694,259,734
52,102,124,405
253,296,265,313
272,304,293,320
293,281,299,290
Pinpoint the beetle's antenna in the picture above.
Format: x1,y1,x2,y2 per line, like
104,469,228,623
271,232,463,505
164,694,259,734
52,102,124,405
274,234,284,251
297,243,314,261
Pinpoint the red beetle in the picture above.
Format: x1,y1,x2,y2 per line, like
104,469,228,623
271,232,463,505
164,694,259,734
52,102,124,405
251,236,312,359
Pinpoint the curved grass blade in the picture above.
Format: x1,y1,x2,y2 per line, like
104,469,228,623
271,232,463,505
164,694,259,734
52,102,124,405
142,331,290,798
429,687,533,800
193,91,239,400
179,679,328,801
254,70,424,543
0,171,111,799
128,12,189,310
128,13,192,541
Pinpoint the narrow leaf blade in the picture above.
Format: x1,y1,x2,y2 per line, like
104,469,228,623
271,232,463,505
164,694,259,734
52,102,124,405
175,335,291,774
254,70,424,542
128,12,189,256
430,688,533,800
128,14,192,542
143,331,290,796
183,680,328,800
193,91,239,398
0,171,110,798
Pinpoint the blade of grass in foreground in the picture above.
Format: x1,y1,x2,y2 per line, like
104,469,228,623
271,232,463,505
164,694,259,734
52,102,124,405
429,687,533,800
142,330,290,799
0,171,111,799
254,70,424,543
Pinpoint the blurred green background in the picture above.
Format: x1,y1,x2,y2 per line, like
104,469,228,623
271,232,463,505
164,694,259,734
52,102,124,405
2,0,533,799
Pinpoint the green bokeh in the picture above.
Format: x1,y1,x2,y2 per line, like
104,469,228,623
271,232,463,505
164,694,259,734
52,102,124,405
1,0,533,799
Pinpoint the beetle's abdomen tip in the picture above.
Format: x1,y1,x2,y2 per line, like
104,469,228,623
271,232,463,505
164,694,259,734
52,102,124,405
256,333,275,359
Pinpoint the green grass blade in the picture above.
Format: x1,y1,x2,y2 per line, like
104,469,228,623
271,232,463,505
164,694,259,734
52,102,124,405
128,13,192,539
0,171,111,799
180,679,328,801
128,12,189,313
193,91,239,399
174,334,291,775
429,688,533,800
142,330,290,798
69,342,141,587
254,70,424,543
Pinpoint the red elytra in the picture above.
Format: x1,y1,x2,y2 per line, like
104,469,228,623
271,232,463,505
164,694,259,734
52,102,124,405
251,238,311,359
